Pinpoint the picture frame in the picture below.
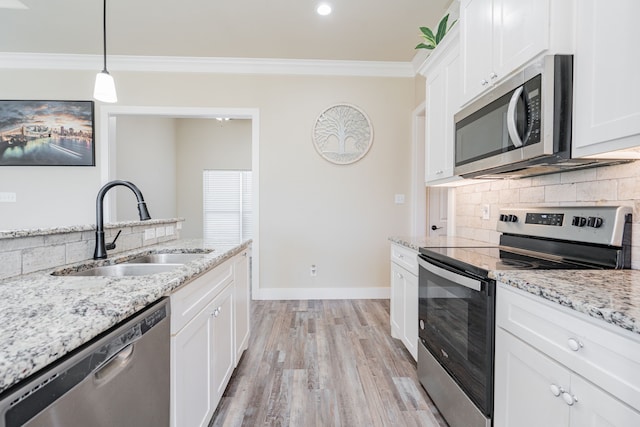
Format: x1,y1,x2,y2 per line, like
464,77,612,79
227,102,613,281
0,100,95,166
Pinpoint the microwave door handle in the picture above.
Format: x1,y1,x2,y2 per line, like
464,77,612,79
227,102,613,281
507,86,525,148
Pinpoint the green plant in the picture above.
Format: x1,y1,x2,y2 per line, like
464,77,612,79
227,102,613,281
415,14,457,50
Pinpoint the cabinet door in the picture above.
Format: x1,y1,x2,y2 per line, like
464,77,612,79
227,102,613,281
492,0,549,81
211,284,235,403
572,0,640,157
390,262,405,339
570,375,640,427
460,0,494,104
234,251,250,363
494,328,570,427
171,307,213,427
402,271,418,361
425,43,460,183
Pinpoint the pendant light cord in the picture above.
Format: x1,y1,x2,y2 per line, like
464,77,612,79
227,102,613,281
102,0,108,73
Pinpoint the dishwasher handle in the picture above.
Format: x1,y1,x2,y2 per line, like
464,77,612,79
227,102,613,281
94,343,135,384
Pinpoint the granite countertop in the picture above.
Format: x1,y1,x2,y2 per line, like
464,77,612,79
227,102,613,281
389,235,498,251
0,238,251,395
0,218,184,240
390,236,640,339
492,270,640,337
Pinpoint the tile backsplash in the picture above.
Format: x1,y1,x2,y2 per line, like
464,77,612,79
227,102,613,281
454,161,640,268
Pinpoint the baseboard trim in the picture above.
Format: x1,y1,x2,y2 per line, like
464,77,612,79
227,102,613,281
255,287,390,300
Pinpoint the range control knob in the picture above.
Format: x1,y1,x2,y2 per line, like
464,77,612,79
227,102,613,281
507,214,518,223
499,214,507,222
572,216,587,227
587,216,604,228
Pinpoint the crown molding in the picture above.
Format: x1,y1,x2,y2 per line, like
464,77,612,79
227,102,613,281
0,52,416,78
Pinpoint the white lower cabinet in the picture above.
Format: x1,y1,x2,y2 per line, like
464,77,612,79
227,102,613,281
390,244,418,360
495,284,640,427
234,249,250,364
170,249,251,427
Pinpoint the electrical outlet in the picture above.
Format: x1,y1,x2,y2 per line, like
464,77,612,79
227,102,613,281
394,194,405,204
310,264,317,277
482,204,490,220
0,192,17,203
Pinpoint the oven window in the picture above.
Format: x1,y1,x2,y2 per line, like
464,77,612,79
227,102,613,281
418,259,494,415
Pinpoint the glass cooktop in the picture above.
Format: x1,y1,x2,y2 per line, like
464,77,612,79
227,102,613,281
419,245,600,277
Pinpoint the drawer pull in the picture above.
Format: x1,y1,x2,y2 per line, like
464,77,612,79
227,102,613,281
550,384,562,397
398,254,404,259
567,338,583,352
562,391,578,406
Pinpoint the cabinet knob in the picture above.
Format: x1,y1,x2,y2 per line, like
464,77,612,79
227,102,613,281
481,79,489,86
567,338,583,352
398,254,404,259
397,272,404,279
549,384,562,397
213,308,220,317
562,392,578,406
489,72,498,80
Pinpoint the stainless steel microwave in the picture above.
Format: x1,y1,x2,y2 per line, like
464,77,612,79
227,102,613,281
454,55,628,179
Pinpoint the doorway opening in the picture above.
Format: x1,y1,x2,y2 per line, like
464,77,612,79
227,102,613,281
99,106,260,296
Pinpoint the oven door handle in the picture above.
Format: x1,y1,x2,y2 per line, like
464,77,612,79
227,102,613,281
418,257,483,292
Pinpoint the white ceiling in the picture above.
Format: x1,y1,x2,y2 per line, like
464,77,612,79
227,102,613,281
0,0,453,62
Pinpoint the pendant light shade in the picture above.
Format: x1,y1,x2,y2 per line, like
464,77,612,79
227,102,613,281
94,71,117,103
94,0,117,103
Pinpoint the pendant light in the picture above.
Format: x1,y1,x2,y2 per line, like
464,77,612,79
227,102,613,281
93,0,117,103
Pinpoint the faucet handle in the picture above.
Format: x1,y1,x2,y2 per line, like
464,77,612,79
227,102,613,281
105,230,122,251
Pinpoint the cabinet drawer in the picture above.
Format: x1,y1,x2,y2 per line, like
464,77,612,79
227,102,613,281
390,244,418,275
170,261,233,334
497,284,640,410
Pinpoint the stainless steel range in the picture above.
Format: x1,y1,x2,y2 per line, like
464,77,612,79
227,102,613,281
417,206,632,427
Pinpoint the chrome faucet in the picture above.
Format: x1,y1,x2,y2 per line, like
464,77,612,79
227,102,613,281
93,180,151,259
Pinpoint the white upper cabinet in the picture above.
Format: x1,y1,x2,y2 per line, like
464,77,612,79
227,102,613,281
460,0,572,106
420,26,461,185
572,0,640,158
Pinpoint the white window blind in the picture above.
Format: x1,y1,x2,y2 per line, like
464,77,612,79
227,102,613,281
203,170,252,245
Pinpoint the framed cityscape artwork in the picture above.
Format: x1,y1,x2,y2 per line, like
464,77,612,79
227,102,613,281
0,100,95,166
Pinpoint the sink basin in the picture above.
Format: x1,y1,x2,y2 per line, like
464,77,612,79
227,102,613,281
63,263,181,277
126,253,206,264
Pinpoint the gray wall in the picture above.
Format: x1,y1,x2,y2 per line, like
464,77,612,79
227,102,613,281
115,116,177,221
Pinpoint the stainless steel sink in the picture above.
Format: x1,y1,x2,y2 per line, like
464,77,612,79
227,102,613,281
65,263,182,277
125,253,206,264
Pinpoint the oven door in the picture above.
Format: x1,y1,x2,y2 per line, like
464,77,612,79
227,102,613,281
418,254,494,417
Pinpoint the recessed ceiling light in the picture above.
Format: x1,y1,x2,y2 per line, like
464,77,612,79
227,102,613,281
0,0,28,9
316,3,332,16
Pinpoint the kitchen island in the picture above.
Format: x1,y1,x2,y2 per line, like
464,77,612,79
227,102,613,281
0,238,251,395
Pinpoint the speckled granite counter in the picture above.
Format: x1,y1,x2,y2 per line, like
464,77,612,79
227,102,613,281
390,236,640,339
493,270,640,337
0,238,251,395
389,235,497,251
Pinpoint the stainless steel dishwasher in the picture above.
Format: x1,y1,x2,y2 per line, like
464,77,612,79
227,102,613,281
0,298,170,427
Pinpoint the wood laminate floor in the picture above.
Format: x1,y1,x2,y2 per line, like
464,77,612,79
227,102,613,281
210,299,448,427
